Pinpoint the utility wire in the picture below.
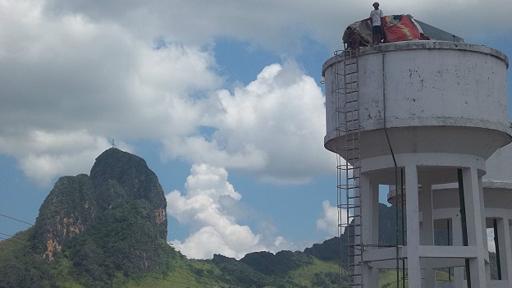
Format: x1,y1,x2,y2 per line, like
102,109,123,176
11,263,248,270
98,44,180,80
0,231,26,243
0,212,33,244
0,232,13,238
0,212,34,226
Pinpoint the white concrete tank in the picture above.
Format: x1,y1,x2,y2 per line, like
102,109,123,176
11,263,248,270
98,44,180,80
323,41,511,163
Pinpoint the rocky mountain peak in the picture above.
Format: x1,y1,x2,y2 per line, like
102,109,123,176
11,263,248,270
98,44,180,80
32,148,167,262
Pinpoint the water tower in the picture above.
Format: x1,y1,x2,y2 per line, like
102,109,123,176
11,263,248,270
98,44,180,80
323,37,510,288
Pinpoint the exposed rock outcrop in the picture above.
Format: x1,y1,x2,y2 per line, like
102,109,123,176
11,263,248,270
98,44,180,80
32,148,167,261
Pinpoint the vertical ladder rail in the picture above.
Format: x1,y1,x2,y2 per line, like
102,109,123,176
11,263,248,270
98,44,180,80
335,46,362,288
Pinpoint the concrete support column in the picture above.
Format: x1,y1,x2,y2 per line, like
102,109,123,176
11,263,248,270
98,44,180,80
500,218,512,283
452,216,465,288
477,176,491,281
420,182,434,244
462,167,487,287
420,182,435,287
361,173,379,287
405,165,422,287
495,218,506,282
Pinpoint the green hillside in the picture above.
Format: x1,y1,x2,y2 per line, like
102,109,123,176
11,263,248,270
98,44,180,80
0,228,344,288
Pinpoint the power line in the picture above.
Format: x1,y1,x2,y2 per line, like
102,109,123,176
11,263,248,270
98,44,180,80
0,232,13,238
0,232,26,243
0,212,33,226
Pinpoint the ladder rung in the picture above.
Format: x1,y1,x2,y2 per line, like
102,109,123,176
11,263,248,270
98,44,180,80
339,224,358,228
346,157,360,161
337,203,360,207
337,183,360,186
335,108,359,113
337,205,360,210
345,99,359,104
344,103,359,109
343,147,359,151
340,169,360,173
336,186,360,190
338,168,361,172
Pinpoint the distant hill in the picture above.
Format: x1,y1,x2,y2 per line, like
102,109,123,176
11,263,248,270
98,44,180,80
0,148,399,288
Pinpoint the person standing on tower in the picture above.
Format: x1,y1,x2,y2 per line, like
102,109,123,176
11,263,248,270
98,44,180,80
370,2,384,45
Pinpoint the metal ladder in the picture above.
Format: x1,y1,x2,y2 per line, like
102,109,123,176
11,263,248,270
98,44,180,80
335,46,362,288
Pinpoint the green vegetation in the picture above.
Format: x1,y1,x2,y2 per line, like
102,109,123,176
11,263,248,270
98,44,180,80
0,232,348,288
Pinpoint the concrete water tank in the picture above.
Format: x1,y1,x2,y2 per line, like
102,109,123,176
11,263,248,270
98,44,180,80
323,41,511,162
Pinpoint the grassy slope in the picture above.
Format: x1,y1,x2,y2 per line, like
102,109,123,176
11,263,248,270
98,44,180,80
121,259,231,288
0,232,346,288
123,258,343,288
287,258,341,287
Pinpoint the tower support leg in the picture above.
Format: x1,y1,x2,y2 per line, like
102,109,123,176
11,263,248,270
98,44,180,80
420,182,435,288
501,218,512,284
462,167,487,287
451,216,465,288
361,173,379,287
405,165,422,287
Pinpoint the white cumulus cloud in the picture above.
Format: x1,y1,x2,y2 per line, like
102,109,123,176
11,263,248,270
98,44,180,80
316,200,342,236
0,0,335,186
42,0,512,51
0,130,127,186
0,0,220,184
165,62,334,183
166,163,286,259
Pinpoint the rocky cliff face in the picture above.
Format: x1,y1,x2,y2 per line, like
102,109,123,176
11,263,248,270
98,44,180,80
32,148,167,262
32,174,96,260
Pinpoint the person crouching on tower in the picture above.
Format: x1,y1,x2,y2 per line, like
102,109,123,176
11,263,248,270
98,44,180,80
370,2,384,45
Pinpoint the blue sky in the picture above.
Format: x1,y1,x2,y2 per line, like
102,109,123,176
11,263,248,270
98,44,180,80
0,0,511,259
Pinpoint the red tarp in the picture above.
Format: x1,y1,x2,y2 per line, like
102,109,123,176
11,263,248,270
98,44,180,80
382,15,422,42
342,15,428,48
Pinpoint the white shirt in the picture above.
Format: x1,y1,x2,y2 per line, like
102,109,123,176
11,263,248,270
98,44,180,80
370,9,383,26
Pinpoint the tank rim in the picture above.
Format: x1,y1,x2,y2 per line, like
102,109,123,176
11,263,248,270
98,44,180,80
322,40,509,76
